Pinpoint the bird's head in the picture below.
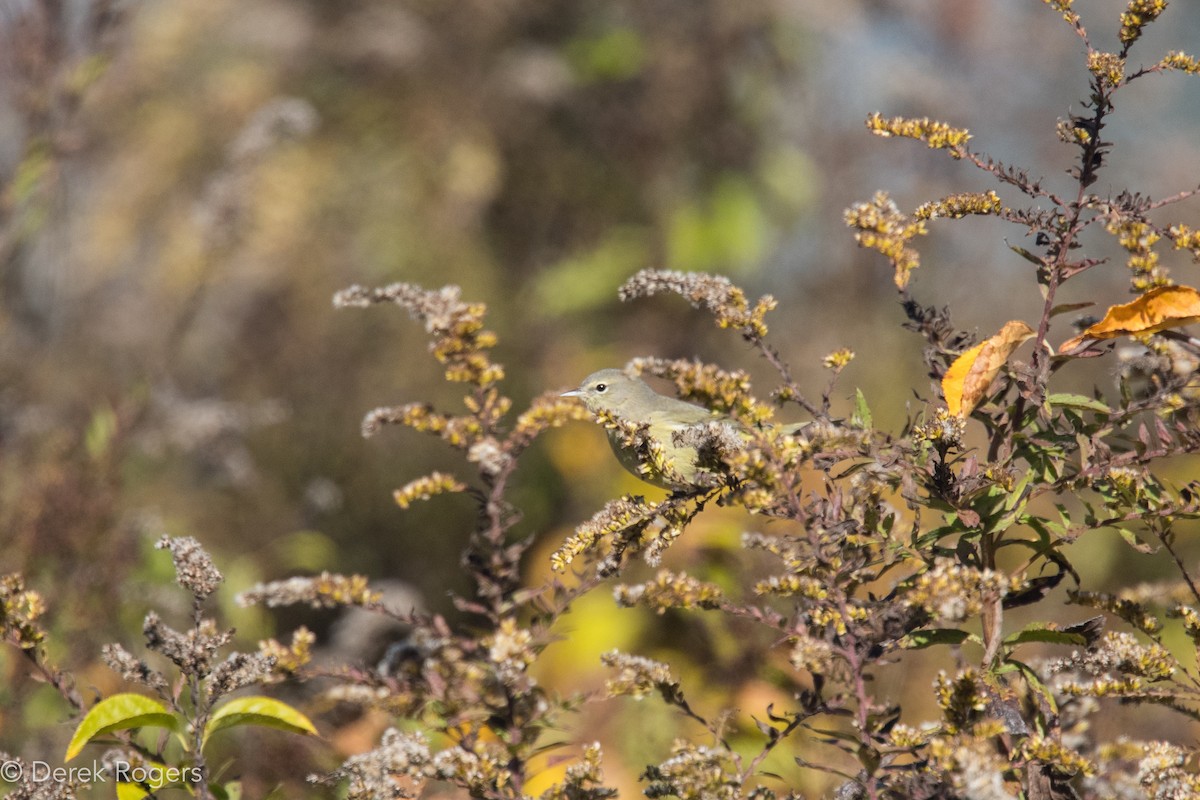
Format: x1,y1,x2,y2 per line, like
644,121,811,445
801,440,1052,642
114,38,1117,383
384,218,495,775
561,369,656,416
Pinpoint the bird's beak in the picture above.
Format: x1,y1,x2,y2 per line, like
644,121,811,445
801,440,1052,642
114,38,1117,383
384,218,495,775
561,389,581,398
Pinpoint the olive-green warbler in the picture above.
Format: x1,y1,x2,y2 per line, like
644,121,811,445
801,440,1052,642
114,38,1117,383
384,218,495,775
562,368,751,490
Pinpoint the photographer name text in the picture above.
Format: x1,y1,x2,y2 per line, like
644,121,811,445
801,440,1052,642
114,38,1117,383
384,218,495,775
1,759,202,786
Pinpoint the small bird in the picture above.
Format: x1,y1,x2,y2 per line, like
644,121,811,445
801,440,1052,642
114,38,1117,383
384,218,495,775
562,369,746,491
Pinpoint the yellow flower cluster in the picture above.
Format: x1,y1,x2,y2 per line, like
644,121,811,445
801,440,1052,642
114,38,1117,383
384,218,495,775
934,669,987,732
645,504,706,567
906,559,1012,623
1070,588,1162,634
1106,216,1168,290
845,191,927,289
1050,631,1176,697
483,618,534,679
789,634,834,674
334,283,504,387
741,532,803,570
362,402,487,450
1168,223,1200,261
888,724,931,749
313,572,380,607
0,574,46,650
1057,675,1148,697
550,496,656,571
865,113,971,155
1087,52,1126,87
393,472,468,509
614,569,724,613
1042,0,1079,25
238,571,381,609
539,743,610,800
821,348,855,370
1169,604,1200,642
914,191,1003,222
258,626,316,675
511,394,592,450
1162,51,1200,74
1134,742,1200,795
1019,734,1096,777
1056,118,1091,145
754,573,828,600
914,407,966,447
433,743,516,797
1120,0,1167,45
600,650,676,699
645,741,742,800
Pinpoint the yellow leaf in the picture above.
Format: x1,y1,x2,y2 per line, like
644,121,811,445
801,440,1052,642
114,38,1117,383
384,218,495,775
65,693,177,761
202,696,317,749
943,321,1036,417
445,721,501,745
1061,285,1200,352
117,782,151,800
522,749,573,797
114,758,175,797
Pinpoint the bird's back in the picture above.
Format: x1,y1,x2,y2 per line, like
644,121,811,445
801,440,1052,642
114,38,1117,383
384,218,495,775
643,395,718,428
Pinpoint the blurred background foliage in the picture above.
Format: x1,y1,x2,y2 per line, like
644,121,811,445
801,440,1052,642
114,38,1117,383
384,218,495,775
2,0,1200,795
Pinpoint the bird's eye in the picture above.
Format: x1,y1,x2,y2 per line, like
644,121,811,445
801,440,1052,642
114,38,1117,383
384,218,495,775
595,383,607,392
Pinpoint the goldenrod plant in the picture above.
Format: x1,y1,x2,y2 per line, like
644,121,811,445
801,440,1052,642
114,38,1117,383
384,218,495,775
235,3,1200,797
5,2,1200,799
2,536,318,799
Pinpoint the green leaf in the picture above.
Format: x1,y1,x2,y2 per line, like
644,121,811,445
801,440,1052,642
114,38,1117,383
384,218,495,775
1049,301,1095,318
1048,393,1111,413
852,388,873,430
210,781,243,800
806,726,864,745
995,536,1043,552
1003,626,1088,647
202,696,318,749
902,628,972,649
914,522,968,548
65,694,177,761
1002,471,1034,512
1005,657,1059,714
1006,241,1045,266
1116,527,1158,554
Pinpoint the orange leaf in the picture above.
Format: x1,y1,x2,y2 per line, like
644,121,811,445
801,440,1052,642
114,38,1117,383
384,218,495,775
1060,285,1200,352
943,321,1036,417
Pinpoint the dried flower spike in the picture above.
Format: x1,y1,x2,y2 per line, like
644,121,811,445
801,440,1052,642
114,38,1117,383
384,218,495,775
237,572,381,609
156,535,224,599
619,269,775,340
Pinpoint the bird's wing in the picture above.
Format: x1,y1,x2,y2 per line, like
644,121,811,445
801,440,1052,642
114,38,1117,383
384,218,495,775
645,397,719,429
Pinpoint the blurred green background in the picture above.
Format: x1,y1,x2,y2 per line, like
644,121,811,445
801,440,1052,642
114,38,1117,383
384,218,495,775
3,0,1200,795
